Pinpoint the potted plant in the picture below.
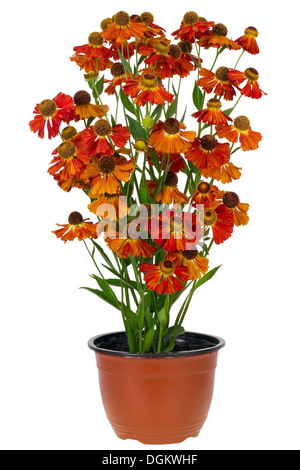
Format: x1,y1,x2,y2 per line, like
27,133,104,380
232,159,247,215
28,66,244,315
29,10,265,445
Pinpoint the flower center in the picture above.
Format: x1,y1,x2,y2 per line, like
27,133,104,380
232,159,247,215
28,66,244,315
101,18,112,31
98,156,116,174
173,216,183,232
244,67,259,81
115,11,130,27
94,119,112,136
201,135,217,151
84,71,99,80
163,118,180,135
68,211,84,225
61,126,77,141
198,17,207,22
204,209,217,226
245,26,258,37
215,66,229,82
182,250,198,260
88,32,104,47
207,98,222,109
159,259,175,276
178,41,193,54
38,99,57,117
141,12,154,23
154,41,170,55
165,172,178,188
140,73,158,88
183,11,199,26
169,45,181,58
130,15,143,23
234,116,250,131
57,141,76,159
74,90,91,106
223,191,240,209
212,23,228,37
197,182,211,194
111,62,125,78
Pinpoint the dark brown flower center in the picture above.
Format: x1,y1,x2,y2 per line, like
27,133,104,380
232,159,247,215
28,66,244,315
165,172,178,187
94,119,112,136
204,209,217,226
178,41,193,54
84,71,99,80
169,45,181,58
130,14,143,23
100,18,112,31
207,98,222,109
198,182,211,194
154,41,170,55
115,11,130,27
234,116,250,131
223,191,240,208
74,90,91,106
141,12,154,23
111,62,125,78
38,99,57,117
244,67,259,81
182,250,198,260
159,259,175,275
88,32,104,47
98,156,116,174
61,126,77,141
57,141,76,159
215,66,229,82
201,135,217,151
212,23,228,37
163,117,180,135
140,73,158,88
245,26,258,37
68,211,84,225
183,11,199,25
198,17,207,22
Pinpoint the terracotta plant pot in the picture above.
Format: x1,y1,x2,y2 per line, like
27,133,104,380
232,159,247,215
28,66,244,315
88,331,225,445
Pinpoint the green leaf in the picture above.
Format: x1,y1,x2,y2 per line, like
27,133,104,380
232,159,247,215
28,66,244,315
91,240,116,271
86,116,96,127
193,81,203,110
117,48,133,75
180,105,187,123
195,265,222,289
91,274,120,307
149,148,161,173
166,325,185,338
142,325,155,353
110,114,116,128
96,76,105,95
106,278,139,290
126,114,147,140
166,97,178,118
119,89,137,116
162,337,176,353
101,265,140,291
151,104,163,121
223,108,234,116
122,318,138,353
80,287,119,309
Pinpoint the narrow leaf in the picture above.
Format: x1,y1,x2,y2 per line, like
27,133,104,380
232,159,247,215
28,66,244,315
166,325,185,338
142,325,155,353
117,49,133,75
166,97,178,118
80,287,119,309
119,89,137,116
126,114,147,140
195,265,222,289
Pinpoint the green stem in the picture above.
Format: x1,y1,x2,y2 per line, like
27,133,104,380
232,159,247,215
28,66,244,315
234,50,245,70
83,240,104,279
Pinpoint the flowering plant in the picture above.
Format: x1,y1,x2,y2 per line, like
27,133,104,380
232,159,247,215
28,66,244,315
29,11,265,354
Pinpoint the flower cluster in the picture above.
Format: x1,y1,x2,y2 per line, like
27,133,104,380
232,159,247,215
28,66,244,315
30,11,265,354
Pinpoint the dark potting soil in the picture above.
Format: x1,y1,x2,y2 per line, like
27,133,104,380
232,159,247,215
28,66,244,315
97,339,215,354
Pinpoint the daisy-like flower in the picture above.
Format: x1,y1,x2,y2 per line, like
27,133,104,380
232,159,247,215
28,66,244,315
197,67,240,101
151,210,203,252
102,11,146,43
87,191,129,220
172,12,215,42
70,32,113,73
185,135,230,169
155,172,189,205
82,156,134,198
198,23,241,51
166,44,197,78
192,98,233,126
228,68,267,100
149,118,196,154
79,119,130,156
106,222,156,259
191,181,219,209
140,259,189,295
29,93,75,139
138,39,182,80
235,26,260,55
215,115,262,151
122,71,174,106
201,160,242,184
52,212,98,243
140,12,166,39
220,191,249,226
104,62,127,95
202,205,234,245
55,174,89,193
168,249,209,280
48,140,90,184
73,90,109,121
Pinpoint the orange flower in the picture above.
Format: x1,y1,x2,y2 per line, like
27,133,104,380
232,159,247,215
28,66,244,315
140,259,189,295
228,68,267,100
198,23,241,50
73,90,109,120
172,12,214,42
215,116,262,151
104,62,127,95
202,205,234,245
169,249,209,280
197,67,240,101
52,212,98,243
79,119,130,156
122,71,174,106
102,11,146,43
29,93,75,139
55,174,89,193
82,156,134,197
218,191,250,227
48,140,90,184
185,135,230,169
192,98,233,126
88,191,129,220
105,222,156,259
191,182,219,209
139,12,166,39
155,172,189,205
235,27,260,55
201,160,242,184
149,118,196,154
70,32,113,73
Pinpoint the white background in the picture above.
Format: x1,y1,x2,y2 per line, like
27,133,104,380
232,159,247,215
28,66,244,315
1,0,299,451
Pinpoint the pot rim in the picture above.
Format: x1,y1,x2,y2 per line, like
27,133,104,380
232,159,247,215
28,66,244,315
88,331,225,358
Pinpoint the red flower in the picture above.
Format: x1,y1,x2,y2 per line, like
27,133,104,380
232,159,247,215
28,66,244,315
203,204,234,245
192,98,232,126
70,32,113,73
140,259,189,294
79,119,130,156
185,135,230,169
197,67,240,101
235,27,260,55
228,68,267,100
172,12,214,42
122,71,174,106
